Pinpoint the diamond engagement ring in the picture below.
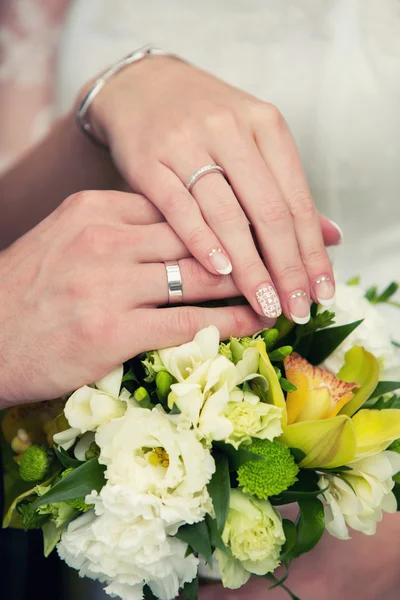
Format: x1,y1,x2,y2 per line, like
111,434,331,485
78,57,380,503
164,261,183,305
185,165,226,192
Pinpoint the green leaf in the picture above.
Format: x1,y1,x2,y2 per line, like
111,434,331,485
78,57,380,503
365,394,400,410
207,453,230,533
280,519,297,561
213,442,263,472
122,367,139,384
288,497,325,559
392,482,400,510
365,285,378,302
181,576,198,600
54,446,83,469
270,470,323,505
369,381,400,399
347,276,361,286
17,501,49,531
176,520,213,564
392,341,400,349
375,282,399,303
41,519,70,557
32,459,106,509
299,320,363,365
280,378,297,392
205,515,227,554
289,448,306,463
143,585,158,600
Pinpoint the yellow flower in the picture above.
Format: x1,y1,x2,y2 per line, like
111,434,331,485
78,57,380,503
256,339,400,469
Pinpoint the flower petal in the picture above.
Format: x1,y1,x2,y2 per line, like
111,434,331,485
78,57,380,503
338,347,380,417
280,415,356,468
95,365,123,398
256,340,287,425
351,409,400,457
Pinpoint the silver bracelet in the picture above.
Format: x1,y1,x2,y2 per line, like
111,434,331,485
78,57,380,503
76,44,175,147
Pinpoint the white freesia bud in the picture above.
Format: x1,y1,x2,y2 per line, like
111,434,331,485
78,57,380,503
216,489,285,589
319,450,400,539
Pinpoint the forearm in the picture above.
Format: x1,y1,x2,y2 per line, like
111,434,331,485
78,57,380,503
0,111,121,249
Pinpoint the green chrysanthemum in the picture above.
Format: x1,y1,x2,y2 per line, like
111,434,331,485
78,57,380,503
237,439,299,499
19,445,51,482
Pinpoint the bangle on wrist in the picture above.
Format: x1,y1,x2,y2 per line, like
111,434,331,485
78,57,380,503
76,44,179,148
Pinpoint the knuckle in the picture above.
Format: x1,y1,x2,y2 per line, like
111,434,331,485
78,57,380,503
187,225,208,248
163,189,191,215
173,307,202,337
278,262,306,281
258,199,290,225
228,307,252,338
235,254,263,279
77,224,118,254
205,104,241,132
64,190,99,211
289,192,317,221
265,103,286,130
303,247,329,267
207,200,247,230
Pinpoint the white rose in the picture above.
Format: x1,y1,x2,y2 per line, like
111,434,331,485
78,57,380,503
96,405,215,525
321,283,400,378
319,450,400,539
64,365,126,434
57,483,198,600
216,489,285,589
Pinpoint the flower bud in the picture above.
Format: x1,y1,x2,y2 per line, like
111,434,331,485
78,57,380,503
85,441,100,461
261,328,279,351
268,345,293,362
19,445,51,482
155,371,174,398
134,386,151,404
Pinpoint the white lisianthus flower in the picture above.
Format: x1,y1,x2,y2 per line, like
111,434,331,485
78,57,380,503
216,489,285,589
319,450,400,540
57,484,198,600
63,365,126,434
96,405,215,525
321,283,400,378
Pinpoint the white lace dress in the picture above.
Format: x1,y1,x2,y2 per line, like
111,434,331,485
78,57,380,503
57,0,400,331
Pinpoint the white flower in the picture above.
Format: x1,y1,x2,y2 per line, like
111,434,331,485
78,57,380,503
319,450,400,539
159,325,220,382
223,394,283,449
64,365,126,434
216,489,285,589
95,405,215,525
57,483,198,600
321,283,400,378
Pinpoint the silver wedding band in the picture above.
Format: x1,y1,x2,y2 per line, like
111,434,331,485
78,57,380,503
164,261,183,305
185,165,226,192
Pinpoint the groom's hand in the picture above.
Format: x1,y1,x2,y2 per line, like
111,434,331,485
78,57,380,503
0,190,268,408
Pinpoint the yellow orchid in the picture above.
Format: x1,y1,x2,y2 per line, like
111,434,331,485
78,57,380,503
255,339,400,469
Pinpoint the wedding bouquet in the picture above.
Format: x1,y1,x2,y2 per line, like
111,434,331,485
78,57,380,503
1,280,400,600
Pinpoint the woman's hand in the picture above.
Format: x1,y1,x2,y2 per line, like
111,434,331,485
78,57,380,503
0,190,267,408
83,56,340,325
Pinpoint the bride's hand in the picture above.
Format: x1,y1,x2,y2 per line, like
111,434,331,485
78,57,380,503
82,56,340,325
0,190,266,408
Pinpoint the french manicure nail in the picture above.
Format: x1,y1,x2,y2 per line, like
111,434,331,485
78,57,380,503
256,284,282,319
288,290,310,325
315,274,336,306
208,247,232,275
327,219,344,244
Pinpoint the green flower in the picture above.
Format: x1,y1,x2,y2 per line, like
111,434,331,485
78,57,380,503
216,488,285,588
19,445,51,482
237,439,299,498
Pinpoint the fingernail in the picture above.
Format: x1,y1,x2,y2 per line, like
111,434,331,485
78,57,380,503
256,284,282,319
288,290,310,325
327,219,344,244
208,247,232,275
315,274,336,306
